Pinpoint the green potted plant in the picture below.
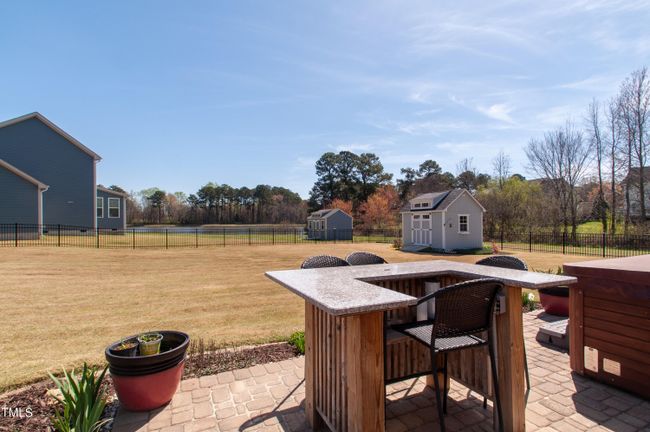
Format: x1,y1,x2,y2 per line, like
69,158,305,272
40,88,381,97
109,338,139,357
138,332,163,356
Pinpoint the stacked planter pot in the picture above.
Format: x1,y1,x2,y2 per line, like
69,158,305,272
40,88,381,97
105,331,190,411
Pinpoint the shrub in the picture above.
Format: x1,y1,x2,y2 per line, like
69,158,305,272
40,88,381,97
49,363,109,432
491,240,500,254
521,292,537,312
392,238,403,250
288,331,305,355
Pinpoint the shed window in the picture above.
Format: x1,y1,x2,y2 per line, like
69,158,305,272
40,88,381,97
96,197,103,218
108,198,120,218
458,215,469,233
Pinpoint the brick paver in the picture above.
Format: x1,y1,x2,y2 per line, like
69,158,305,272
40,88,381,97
112,312,650,432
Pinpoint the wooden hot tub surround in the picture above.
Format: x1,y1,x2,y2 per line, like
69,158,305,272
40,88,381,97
267,259,575,432
563,255,650,400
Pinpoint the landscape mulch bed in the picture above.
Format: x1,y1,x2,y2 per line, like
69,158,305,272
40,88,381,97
0,342,299,432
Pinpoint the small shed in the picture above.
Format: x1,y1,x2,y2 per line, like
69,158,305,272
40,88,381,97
307,208,353,241
400,189,485,251
97,186,127,230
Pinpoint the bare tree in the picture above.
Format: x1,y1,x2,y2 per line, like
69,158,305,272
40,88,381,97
620,67,650,222
605,97,622,234
526,122,592,236
492,150,511,189
586,99,607,232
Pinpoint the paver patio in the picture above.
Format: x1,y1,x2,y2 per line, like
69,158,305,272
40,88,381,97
112,311,650,432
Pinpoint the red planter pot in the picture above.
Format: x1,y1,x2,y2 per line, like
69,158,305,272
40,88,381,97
105,330,190,412
539,287,569,317
111,360,185,411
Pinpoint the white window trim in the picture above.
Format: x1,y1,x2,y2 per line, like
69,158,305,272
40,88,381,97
108,197,120,219
458,214,469,234
96,197,104,218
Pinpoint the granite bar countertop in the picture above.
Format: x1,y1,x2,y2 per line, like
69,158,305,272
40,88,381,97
265,259,576,316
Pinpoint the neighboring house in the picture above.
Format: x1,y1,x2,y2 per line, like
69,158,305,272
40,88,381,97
0,112,124,231
400,189,485,251
307,208,353,240
0,159,49,239
624,167,650,218
97,186,127,230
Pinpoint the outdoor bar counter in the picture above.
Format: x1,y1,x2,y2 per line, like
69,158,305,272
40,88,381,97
266,260,576,432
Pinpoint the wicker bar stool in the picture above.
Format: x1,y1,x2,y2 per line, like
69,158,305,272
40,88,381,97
476,255,531,406
345,251,387,266
392,278,504,432
300,255,350,269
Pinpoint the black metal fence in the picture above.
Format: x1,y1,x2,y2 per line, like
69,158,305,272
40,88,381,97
0,224,401,249
488,231,650,258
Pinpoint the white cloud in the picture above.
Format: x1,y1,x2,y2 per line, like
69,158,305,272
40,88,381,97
333,142,375,152
477,103,515,123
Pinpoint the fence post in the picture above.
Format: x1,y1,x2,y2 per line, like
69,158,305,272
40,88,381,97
223,228,226,247
248,228,251,245
14,223,18,247
272,228,275,245
528,231,532,252
96,228,100,249
57,224,61,247
132,228,135,249
500,231,504,251
165,229,169,249
333,228,337,243
562,231,567,255
195,228,199,248
602,232,606,257
294,228,297,243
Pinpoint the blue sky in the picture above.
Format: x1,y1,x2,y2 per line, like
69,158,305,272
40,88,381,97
2,1,649,198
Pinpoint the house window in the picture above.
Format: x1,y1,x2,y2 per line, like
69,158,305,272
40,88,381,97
458,215,469,233
96,197,103,218
108,198,120,218
414,203,421,208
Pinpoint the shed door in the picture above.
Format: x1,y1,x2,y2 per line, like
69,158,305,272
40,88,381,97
421,214,431,245
412,214,431,245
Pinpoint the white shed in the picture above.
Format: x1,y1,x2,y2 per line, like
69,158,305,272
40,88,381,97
400,189,485,251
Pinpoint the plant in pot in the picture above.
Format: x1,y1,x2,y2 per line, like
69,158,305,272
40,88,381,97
138,332,163,356
109,338,139,357
106,330,190,412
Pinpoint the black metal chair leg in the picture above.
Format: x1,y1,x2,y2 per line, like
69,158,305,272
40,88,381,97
431,349,446,432
443,353,449,414
488,329,504,432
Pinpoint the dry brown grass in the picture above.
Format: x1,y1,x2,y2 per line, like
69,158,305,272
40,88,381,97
0,244,598,391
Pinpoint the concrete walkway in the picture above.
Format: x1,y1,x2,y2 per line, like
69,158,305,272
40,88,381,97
112,312,650,432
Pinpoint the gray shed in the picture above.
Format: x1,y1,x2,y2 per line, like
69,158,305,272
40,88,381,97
307,208,353,240
400,189,485,251
97,186,128,230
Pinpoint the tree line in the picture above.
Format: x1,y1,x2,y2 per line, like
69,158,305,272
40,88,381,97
109,184,307,225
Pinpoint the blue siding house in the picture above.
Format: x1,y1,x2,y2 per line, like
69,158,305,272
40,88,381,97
0,159,49,238
97,186,127,230
0,112,125,230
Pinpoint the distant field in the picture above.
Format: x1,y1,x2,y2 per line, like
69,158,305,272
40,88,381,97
0,244,597,392
576,221,624,234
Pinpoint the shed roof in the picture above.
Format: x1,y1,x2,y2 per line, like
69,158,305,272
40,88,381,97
308,208,350,219
0,112,102,161
0,158,49,190
401,189,485,212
